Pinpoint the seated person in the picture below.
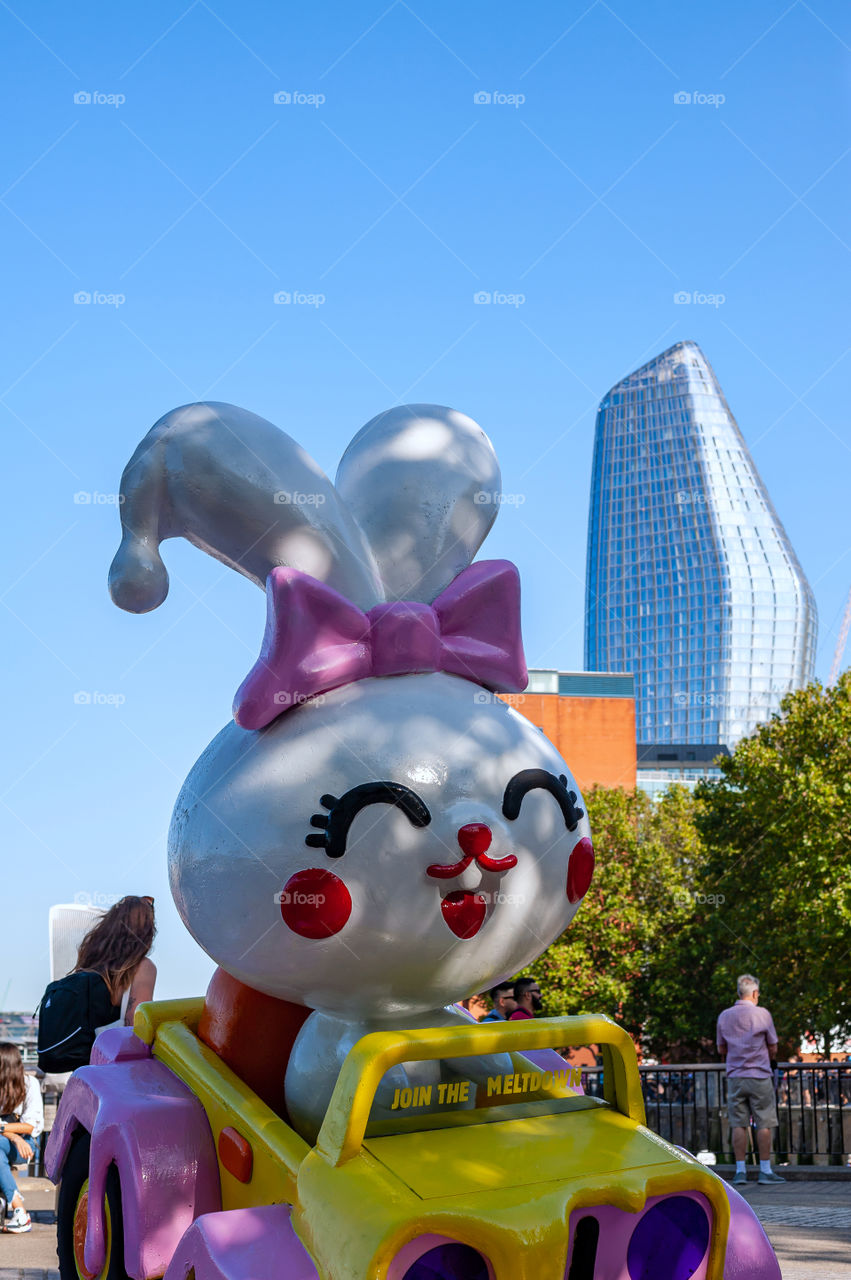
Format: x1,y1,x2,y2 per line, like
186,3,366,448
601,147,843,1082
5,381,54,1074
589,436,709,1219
509,977,543,1020
0,1042,44,1233
481,982,517,1021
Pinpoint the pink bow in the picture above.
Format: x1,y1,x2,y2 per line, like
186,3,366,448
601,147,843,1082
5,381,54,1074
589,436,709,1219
233,560,528,730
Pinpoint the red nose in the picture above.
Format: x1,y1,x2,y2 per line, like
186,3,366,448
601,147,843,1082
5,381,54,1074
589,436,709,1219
457,823,493,857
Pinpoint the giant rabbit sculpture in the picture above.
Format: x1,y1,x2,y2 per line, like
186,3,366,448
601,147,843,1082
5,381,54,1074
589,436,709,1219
109,401,595,1141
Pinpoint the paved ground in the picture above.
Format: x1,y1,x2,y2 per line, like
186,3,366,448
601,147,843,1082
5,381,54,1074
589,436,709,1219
1,1174,848,1278
735,1178,851,1279
0,1179,58,1278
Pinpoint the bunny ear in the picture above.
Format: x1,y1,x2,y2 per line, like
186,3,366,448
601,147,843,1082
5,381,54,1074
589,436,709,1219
108,401,383,614
335,404,501,603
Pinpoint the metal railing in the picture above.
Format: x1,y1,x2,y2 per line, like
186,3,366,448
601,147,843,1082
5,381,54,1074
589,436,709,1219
23,1063,851,1171
581,1062,851,1164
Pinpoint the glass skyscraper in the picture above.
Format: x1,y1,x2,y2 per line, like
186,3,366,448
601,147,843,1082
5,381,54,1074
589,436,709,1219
585,340,817,748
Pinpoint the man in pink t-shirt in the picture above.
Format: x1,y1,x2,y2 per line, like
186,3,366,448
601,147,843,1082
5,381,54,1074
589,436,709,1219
716,974,784,1186
509,977,541,1020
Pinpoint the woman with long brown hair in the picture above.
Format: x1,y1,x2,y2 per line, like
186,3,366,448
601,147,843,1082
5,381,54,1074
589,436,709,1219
73,895,157,1029
0,1042,43,1233
38,896,157,1079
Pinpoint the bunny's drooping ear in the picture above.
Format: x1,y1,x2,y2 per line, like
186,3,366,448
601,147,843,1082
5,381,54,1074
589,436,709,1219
335,404,501,604
109,401,383,613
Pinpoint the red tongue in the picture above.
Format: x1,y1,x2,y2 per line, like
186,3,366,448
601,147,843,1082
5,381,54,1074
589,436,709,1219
441,891,487,940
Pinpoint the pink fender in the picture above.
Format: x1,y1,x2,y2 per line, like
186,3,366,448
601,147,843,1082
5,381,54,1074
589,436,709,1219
719,1178,782,1278
45,1027,221,1279
163,1205,320,1280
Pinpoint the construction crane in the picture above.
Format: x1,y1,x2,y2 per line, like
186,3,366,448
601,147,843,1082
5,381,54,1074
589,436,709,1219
829,585,851,685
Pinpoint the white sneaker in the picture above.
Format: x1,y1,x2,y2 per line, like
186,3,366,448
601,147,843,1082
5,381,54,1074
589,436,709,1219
4,1205,32,1233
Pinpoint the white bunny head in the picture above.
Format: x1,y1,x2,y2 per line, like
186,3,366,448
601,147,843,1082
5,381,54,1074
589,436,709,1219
111,402,593,1021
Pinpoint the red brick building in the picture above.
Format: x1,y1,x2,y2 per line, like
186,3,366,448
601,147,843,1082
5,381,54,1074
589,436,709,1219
501,670,636,793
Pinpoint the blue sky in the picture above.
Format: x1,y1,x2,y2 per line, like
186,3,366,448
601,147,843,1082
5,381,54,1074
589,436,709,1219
2,0,850,1009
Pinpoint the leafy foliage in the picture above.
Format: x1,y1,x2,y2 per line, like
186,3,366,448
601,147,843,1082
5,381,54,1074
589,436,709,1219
529,785,700,1041
527,676,851,1060
690,674,851,1057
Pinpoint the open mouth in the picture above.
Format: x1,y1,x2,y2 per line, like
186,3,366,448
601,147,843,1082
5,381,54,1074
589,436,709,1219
440,890,487,940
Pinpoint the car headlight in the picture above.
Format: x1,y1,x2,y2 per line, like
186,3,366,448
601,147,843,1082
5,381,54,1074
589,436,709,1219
626,1196,710,1280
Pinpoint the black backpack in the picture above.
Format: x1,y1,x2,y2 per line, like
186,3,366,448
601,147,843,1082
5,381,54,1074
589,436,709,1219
37,972,121,1073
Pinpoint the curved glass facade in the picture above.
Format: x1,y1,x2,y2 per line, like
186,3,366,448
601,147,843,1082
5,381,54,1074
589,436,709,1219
585,340,817,747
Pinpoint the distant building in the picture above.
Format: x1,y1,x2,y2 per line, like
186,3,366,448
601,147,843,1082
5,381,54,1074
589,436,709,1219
635,742,730,800
503,670,636,791
0,1013,38,1062
585,340,817,749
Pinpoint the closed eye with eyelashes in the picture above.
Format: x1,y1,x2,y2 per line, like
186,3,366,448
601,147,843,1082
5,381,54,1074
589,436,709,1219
305,769,582,865
501,769,584,832
306,781,432,859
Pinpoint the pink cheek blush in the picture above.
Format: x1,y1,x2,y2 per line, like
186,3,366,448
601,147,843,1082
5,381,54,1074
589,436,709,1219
566,837,595,904
280,868,352,939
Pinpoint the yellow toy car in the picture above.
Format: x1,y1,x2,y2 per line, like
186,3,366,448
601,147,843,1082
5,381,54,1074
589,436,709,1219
46,1002,779,1279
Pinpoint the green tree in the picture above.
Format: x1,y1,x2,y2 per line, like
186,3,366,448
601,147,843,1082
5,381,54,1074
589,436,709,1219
691,675,851,1058
531,785,702,1043
640,873,732,1062
528,680,851,1061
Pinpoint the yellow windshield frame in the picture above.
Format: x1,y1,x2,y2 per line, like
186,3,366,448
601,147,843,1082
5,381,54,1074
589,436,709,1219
316,1014,644,1167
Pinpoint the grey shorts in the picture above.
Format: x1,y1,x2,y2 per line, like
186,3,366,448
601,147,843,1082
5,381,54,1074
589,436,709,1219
727,1075,778,1128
